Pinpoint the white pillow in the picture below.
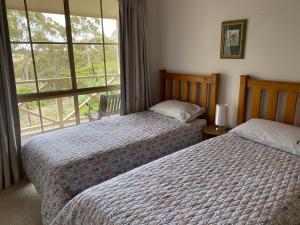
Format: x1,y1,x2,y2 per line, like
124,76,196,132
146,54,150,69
230,118,300,156
149,100,205,122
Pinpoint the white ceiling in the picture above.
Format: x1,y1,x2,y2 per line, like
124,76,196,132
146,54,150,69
6,0,119,19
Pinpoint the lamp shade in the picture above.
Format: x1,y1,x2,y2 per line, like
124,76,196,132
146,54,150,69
215,104,228,127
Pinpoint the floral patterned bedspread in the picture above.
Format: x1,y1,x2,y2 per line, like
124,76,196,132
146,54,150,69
51,134,300,225
20,111,205,225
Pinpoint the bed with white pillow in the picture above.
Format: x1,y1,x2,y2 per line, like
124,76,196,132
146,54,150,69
21,71,220,225
51,119,300,225
50,75,300,225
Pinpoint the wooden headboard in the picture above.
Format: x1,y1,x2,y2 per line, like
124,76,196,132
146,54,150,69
237,75,300,125
160,70,220,125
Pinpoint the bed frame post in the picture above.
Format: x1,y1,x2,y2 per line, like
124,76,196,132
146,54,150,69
237,75,249,125
160,70,166,101
208,74,220,125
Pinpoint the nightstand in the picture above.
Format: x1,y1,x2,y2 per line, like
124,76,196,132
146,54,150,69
203,125,230,140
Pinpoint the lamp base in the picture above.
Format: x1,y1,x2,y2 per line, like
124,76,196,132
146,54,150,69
216,125,227,131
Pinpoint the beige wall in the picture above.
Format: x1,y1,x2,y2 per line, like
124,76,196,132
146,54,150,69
147,0,300,127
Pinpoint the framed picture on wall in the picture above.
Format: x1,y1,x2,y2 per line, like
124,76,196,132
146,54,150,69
220,19,247,59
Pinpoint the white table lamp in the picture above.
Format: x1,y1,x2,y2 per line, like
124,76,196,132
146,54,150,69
215,104,228,130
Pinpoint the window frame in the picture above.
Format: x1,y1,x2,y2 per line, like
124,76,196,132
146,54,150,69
7,0,120,135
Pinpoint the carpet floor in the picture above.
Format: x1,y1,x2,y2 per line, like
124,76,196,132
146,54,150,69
0,179,42,225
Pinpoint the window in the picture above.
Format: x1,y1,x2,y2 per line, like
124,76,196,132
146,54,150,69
6,0,120,140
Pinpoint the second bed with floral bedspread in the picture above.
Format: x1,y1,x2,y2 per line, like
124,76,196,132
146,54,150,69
51,134,300,225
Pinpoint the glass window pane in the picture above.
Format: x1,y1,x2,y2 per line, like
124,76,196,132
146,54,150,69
105,44,120,85
74,44,106,88
79,92,120,123
27,0,66,42
71,16,102,43
103,18,118,43
40,97,76,131
33,44,71,92
78,93,101,123
102,0,119,43
108,90,121,95
69,0,102,43
11,44,37,94
28,12,67,42
8,0,121,141
78,92,120,123
18,101,42,137
6,9,30,42
107,74,120,86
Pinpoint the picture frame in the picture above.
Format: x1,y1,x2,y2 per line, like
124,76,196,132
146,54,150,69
220,19,247,59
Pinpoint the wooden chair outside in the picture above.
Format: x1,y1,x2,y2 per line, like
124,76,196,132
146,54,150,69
86,94,121,122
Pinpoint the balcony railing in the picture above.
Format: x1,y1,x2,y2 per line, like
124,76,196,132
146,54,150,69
17,74,120,138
